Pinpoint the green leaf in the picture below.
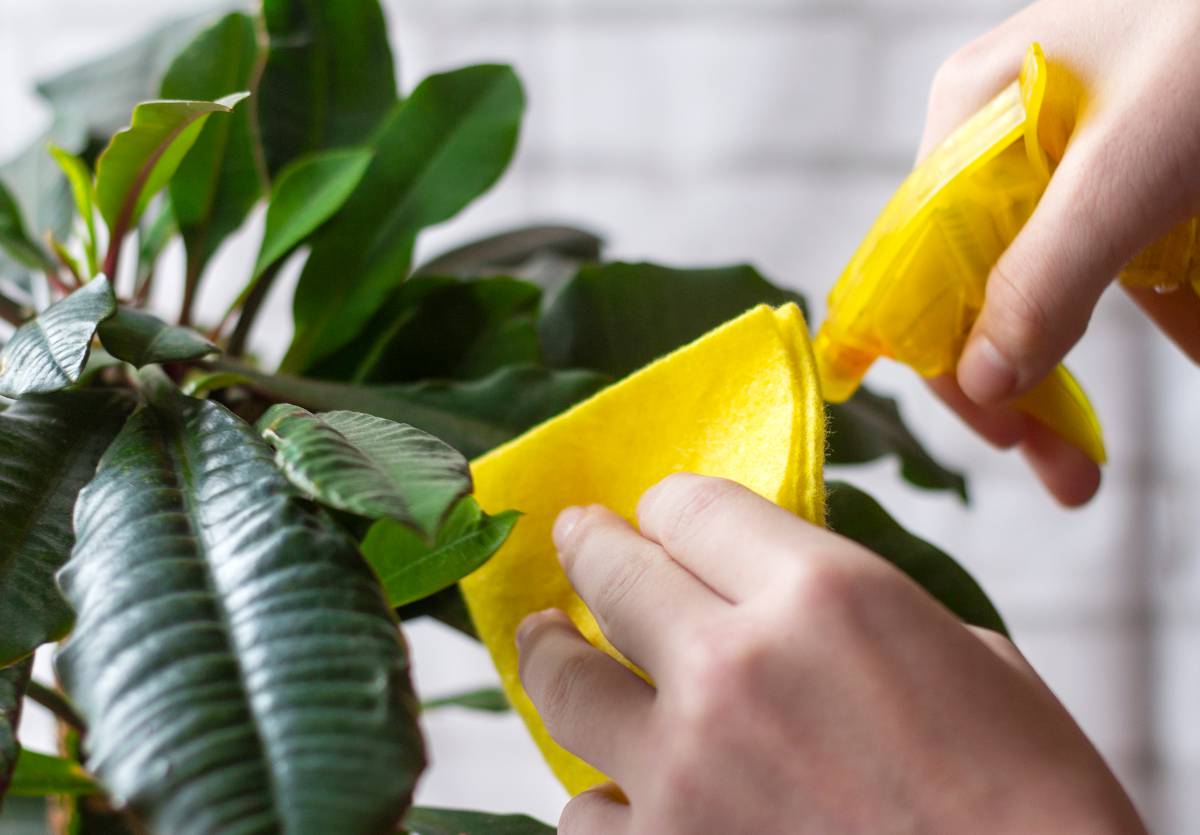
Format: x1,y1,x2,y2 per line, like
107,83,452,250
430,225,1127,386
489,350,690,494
825,481,1006,635
180,369,252,399
0,392,133,665
257,404,472,535
56,379,425,834
7,752,99,799
363,498,518,607
421,686,509,714
396,585,478,641
226,362,611,458
97,308,218,368
0,659,33,807
94,95,247,241
415,224,602,279
284,65,526,373
162,13,264,284
0,277,116,398
540,262,808,377
404,807,556,835
47,146,99,277
827,388,968,501
259,0,398,176
309,276,542,384
0,180,54,272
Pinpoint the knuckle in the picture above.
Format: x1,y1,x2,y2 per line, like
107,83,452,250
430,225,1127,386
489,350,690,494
986,260,1054,356
557,505,609,574
538,651,593,735
929,38,990,107
782,558,865,621
592,550,651,621
655,475,739,549
672,625,766,717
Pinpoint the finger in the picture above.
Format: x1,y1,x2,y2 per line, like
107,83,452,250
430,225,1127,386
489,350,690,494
636,473,835,602
1125,284,1200,365
553,505,725,675
517,609,654,780
559,783,631,835
1018,419,1102,507
926,375,1027,449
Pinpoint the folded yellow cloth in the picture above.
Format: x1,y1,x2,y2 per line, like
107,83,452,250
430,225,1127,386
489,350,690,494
462,303,827,795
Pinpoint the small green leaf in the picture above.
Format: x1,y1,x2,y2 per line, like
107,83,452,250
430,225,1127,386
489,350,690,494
415,224,603,279
540,262,808,377
0,659,33,807
7,752,99,799
0,276,116,398
826,481,1006,635
827,387,968,501
95,95,246,239
97,308,218,368
421,686,510,714
162,12,264,285
180,369,252,398
284,65,526,373
259,0,398,176
226,362,611,458
46,147,98,276
0,180,54,272
0,391,133,666
404,807,556,835
258,404,472,535
363,498,518,607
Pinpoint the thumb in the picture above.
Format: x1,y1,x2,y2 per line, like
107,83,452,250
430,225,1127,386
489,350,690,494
956,142,1145,404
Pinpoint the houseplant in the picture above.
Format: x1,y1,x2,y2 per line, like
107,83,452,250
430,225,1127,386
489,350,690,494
0,2,1003,832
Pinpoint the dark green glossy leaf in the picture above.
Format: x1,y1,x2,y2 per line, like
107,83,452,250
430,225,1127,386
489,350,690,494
421,686,509,714
162,12,263,283
827,388,968,501
226,362,610,458
284,65,525,373
0,392,133,666
309,276,541,384
47,146,99,277
404,807,556,835
180,369,252,399
0,659,33,807
826,481,1006,635
56,377,424,834
257,404,472,535
0,277,116,398
540,262,808,377
415,225,602,280
0,180,54,272
97,308,218,368
95,95,246,239
258,0,397,176
363,498,518,607
396,585,478,641
6,751,99,799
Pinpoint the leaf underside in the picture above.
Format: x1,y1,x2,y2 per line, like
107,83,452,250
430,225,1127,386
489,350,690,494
97,307,218,368
404,807,556,835
57,384,424,835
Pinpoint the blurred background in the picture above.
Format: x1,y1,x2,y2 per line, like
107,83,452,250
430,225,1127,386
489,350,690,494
1,0,1196,831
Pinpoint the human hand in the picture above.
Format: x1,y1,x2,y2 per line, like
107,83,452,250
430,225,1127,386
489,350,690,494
918,0,1200,506
517,474,1146,835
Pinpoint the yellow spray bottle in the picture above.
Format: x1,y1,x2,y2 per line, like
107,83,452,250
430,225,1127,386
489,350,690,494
815,43,1200,465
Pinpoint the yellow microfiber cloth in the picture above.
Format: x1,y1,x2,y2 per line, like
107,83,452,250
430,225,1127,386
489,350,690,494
461,303,827,795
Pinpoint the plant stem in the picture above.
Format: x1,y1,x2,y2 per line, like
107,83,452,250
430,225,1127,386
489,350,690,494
43,269,74,298
25,681,87,734
227,261,284,357
179,252,203,326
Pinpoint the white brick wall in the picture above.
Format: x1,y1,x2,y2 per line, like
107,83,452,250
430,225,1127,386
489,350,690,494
3,0,1195,831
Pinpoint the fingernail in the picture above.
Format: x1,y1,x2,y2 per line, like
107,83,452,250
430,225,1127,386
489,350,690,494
958,336,1017,404
552,506,584,549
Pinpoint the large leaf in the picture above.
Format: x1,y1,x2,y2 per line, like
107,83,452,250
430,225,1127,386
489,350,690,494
540,262,807,377
0,659,32,807
257,405,472,535
0,277,116,398
827,388,968,501
56,378,425,834
0,391,133,665
826,482,1006,635
309,276,542,384
415,224,602,279
94,95,246,259
162,13,263,288
0,180,54,272
226,362,611,458
404,807,556,835
47,146,99,277
258,0,397,176
362,498,518,607
6,752,99,799
283,65,525,373
97,308,217,368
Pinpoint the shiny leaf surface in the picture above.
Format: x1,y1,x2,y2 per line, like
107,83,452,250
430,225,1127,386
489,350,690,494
404,807,556,835
97,308,218,368
0,277,116,398
56,380,425,834
415,224,602,279
421,686,510,714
